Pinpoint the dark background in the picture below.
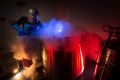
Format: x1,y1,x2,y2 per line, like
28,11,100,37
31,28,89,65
0,0,120,51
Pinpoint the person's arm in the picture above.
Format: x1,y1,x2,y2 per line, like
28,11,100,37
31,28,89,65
15,16,28,25
36,20,43,30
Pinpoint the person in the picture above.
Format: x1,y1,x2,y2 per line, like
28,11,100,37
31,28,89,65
11,8,43,36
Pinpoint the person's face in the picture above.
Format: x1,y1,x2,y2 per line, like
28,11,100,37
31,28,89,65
28,14,34,22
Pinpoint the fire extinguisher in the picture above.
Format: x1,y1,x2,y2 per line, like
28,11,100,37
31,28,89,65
96,25,120,80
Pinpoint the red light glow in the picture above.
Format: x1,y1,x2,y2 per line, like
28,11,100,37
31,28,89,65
47,36,85,79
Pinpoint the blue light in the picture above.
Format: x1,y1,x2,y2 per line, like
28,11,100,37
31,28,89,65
55,22,63,33
38,19,72,39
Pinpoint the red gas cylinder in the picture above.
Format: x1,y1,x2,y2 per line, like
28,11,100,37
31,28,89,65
47,36,85,80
